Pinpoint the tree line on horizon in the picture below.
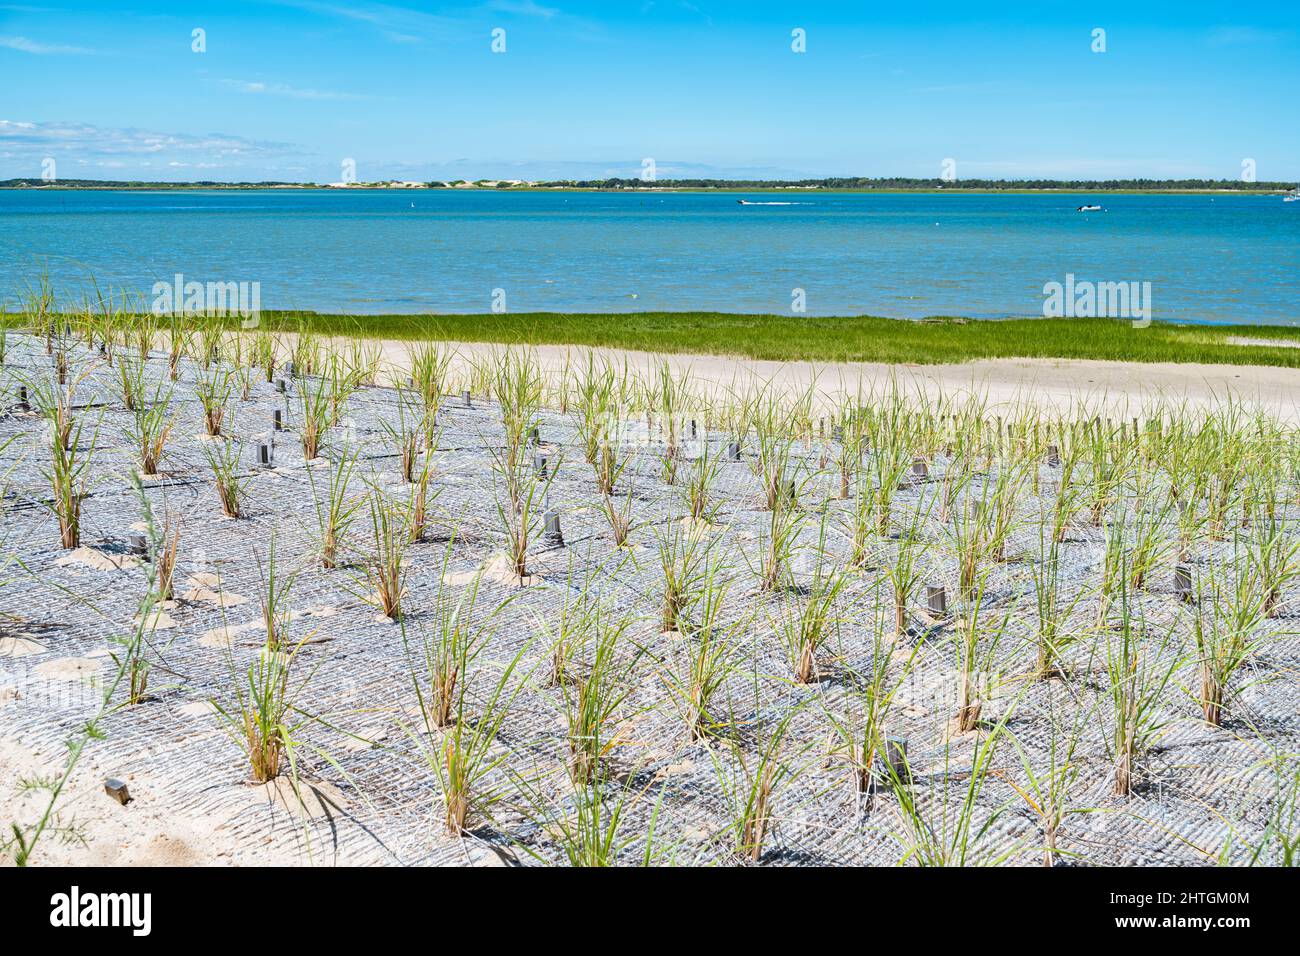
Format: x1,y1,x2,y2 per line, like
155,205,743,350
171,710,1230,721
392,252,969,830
2,176,1295,191
563,176,1298,191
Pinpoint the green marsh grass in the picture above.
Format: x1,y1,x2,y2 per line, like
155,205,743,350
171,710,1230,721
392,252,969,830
827,577,922,804
26,371,97,549
773,530,850,684
661,554,742,741
514,764,668,867
884,711,1021,866
1029,502,1085,679
1192,549,1270,727
213,631,308,783
563,607,640,786
127,377,176,476
362,487,411,619
297,371,334,461
1105,581,1181,796
417,637,532,835
952,556,1011,733
194,366,232,437
409,341,452,450
254,537,297,652
406,546,503,728
711,705,802,863
656,521,709,634
682,437,723,523
105,309,1300,370
202,433,247,519
1008,687,1094,866
307,449,363,568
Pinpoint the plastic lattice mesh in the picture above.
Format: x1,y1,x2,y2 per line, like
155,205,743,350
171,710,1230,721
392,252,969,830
0,332,1297,867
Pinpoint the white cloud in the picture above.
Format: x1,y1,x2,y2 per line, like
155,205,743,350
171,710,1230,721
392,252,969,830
0,34,96,55
0,119,298,158
268,0,601,44
266,0,463,42
1206,26,1294,46
217,78,366,101
488,0,560,18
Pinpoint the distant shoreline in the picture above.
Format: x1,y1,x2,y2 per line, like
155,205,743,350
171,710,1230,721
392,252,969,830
2,179,1295,196
2,187,1293,196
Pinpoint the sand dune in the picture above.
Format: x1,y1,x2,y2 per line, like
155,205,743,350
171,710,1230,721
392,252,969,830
359,337,1300,422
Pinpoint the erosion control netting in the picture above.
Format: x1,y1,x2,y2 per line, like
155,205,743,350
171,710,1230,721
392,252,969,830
0,331,1296,866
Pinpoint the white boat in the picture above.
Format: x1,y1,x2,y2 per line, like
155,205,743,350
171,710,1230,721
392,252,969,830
1076,204,1103,212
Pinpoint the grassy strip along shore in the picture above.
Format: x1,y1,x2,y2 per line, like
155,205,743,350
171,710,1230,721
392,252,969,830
8,310,1300,367
240,312,1300,367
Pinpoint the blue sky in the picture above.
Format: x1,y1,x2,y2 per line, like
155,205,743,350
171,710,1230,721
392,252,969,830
1,1,1297,182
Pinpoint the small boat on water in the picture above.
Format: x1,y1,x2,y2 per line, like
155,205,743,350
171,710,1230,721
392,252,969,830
1076,204,1103,212
1284,190,1299,203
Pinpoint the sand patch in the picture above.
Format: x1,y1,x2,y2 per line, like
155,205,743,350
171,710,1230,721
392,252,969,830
134,609,177,630
0,734,318,866
55,547,142,572
183,586,249,607
260,775,351,821
443,552,538,588
294,606,339,623
198,620,262,648
1228,336,1300,350
679,515,720,536
0,636,46,658
342,724,393,752
199,606,339,648
184,572,247,604
358,337,1300,423
176,700,219,717
182,574,249,607
33,656,102,682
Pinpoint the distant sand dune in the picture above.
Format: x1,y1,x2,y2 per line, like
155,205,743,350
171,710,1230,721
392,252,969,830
350,336,1300,422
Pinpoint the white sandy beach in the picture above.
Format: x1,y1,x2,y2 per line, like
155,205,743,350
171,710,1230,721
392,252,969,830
358,338,1300,422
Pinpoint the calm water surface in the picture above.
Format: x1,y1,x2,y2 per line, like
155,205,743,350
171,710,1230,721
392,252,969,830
1,189,1296,324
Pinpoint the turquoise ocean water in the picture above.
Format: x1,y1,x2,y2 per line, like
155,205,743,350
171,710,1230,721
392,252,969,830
1,189,1296,324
